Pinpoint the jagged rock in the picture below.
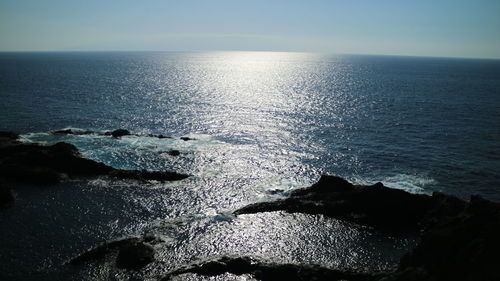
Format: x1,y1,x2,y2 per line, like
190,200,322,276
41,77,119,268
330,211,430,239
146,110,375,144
166,150,181,156
68,238,141,265
69,235,159,270
386,196,500,281
235,175,466,233
115,242,155,270
0,183,14,209
161,256,384,281
234,175,500,281
0,131,189,184
105,129,131,138
147,133,172,139
52,129,93,135
0,131,20,147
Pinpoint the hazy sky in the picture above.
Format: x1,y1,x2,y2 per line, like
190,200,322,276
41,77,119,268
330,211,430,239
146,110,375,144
1,0,500,58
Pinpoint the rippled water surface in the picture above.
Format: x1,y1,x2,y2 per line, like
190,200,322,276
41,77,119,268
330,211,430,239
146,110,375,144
0,52,499,280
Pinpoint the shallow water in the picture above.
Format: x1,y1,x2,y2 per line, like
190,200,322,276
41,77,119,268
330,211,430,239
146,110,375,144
0,52,499,280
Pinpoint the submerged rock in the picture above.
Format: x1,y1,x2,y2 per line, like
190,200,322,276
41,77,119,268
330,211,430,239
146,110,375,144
235,175,466,233
166,149,181,156
147,133,172,139
0,183,14,209
115,242,155,270
69,235,161,270
52,129,93,135
105,129,131,138
161,256,384,281
0,131,20,147
0,131,189,184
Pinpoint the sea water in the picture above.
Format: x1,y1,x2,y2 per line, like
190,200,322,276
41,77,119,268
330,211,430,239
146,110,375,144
0,52,499,280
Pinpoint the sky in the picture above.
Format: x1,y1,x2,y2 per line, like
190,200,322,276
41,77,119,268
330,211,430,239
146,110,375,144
1,0,500,58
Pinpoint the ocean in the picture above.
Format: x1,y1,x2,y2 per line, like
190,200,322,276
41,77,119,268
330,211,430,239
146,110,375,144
1,51,499,280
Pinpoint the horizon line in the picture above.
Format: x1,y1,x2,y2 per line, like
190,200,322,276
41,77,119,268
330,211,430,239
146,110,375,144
0,50,499,61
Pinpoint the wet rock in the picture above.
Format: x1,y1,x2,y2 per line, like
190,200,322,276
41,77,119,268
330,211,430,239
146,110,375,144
115,242,155,270
69,235,159,270
147,133,172,139
0,183,14,209
235,175,466,233
52,129,93,135
105,129,131,138
0,131,20,147
68,238,140,265
161,256,384,281
0,132,189,184
180,137,195,141
166,150,181,156
386,196,500,281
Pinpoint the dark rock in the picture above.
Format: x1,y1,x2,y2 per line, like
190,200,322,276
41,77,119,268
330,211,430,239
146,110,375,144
68,238,140,265
180,137,195,141
0,183,14,209
69,235,159,269
161,256,384,281
387,196,500,281
105,129,131,138
166,150,181,156
115,242,155,270
52,129,93,135
0,131,20,147
235,175,466,233
147,134,172,139
0,133,189,184
0,131,19,140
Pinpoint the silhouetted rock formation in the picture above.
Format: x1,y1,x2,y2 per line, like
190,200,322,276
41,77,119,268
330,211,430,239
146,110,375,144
52,129,93,135
69,235,161,270
382,195,500,281
232,175,500,281
166,150,181,156
0,131,189,184
105,129,131,138
116,241,155,270
161,256,383,281
0,183,14,209
50,128,189,140
235,175,466,233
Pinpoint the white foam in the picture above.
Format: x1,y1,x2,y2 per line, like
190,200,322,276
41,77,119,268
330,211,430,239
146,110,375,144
353,174,436,194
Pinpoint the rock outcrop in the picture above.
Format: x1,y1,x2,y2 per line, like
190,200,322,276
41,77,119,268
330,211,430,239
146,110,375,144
51,128,176,139
115,241,155,270
69,235,161,270
232,175,500,281
0,183,14,209
0,131,189,184
105,129,131,138
382,195,500,281
161,256,384,281
235,175,466,233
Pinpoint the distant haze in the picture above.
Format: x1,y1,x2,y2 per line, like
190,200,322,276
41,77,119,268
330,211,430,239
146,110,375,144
1,0,500,59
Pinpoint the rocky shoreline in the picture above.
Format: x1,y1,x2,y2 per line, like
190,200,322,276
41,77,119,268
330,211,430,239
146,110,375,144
1,130,499,280
65,175,500,281
0,130,190,208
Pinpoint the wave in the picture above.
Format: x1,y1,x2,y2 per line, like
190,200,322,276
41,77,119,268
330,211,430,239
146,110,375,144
352,173,436,194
